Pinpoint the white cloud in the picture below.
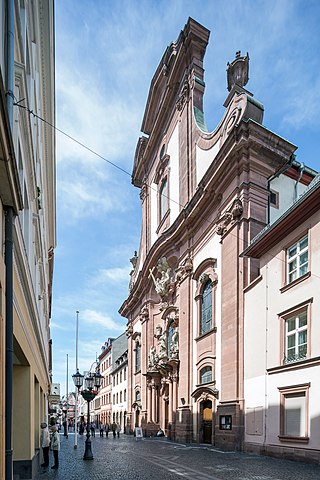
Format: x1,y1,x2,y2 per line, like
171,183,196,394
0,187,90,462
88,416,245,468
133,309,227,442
82,309,124,331
93,266,131,285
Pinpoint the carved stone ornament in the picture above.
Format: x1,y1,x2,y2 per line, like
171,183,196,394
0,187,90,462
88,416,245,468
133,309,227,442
140,183,148,202
126,323,133,338
199,272,210,285
139,305,149,324
176,78,190,111
176,256,193,285
216,198,243,236
199,392,209,402
227,51,249,92
148,346,159,370
149,256,173,308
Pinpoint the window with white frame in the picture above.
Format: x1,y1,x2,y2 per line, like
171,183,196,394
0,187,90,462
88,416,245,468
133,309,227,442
278,384,310,440
135,343,141,373
285,309,307,364
287,235,308,283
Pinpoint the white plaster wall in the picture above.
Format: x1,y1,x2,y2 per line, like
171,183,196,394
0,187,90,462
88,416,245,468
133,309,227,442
150,181,157,246
244,375,266,445
195,142,220,186
244,278,267,380
269,175,308,224
167,123,180,222
244,211,320,450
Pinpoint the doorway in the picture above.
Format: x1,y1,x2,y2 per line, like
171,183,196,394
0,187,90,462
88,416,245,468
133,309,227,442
202,400,212,444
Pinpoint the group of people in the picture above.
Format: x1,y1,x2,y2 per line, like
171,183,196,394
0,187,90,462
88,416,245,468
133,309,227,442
40,422,60,470
98,421,121,438
40,419,122,469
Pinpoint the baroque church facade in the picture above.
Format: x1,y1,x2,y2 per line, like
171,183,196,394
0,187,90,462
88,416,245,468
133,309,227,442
119,18,312,451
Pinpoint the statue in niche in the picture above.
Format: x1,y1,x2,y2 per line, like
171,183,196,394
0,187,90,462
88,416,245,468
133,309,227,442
149,256,172,300
169,327,179,359
158,330,168,362
148,346,158,369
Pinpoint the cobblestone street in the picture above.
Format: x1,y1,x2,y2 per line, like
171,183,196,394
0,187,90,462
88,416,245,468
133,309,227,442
35,433,320,480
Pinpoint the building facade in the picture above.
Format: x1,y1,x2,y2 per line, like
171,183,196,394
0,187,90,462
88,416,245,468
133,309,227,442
0,1,55,478
111,333,128,432
97,338,114,426
242,174,320,463
119,18,307,450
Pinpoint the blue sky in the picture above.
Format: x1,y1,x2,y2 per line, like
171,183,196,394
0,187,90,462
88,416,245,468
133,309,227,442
52,0,320,396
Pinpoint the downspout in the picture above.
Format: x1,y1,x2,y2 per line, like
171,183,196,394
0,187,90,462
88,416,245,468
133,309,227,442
5,1,15,479
5,207,14,480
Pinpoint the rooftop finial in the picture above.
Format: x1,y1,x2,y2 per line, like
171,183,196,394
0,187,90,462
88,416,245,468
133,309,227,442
227,51,249,92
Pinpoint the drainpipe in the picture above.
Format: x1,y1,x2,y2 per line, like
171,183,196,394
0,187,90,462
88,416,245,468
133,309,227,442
5,0,15,128
5,207,14,480
5,1,15,479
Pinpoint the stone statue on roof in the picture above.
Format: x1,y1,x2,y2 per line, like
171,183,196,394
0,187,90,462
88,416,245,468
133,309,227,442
227,51,249,92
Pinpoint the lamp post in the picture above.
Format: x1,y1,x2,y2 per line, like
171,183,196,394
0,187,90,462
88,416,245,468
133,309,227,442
72,368,103,460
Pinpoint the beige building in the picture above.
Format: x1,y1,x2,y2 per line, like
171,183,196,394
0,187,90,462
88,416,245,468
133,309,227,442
0,1,55,479
242,173,320,463
119,17,309,450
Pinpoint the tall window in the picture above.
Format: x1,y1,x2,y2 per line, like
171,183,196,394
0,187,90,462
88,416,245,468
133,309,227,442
200,281,213,335
200,366,212,384
279,384,309,440
287,235,308,283
285,310,307,364
160,177,169,221
135,343,141,372
167,319,175,355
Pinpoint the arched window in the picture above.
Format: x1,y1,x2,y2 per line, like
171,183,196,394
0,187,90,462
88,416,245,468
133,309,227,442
200,366,212,384
135,343,141,373
201,280,213,334
160,177,169,221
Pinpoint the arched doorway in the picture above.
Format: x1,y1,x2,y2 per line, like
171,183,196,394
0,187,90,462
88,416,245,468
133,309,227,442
135,409,140,427
202,400,212,444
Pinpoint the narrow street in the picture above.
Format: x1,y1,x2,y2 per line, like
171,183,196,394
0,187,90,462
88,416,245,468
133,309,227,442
36,433,320,480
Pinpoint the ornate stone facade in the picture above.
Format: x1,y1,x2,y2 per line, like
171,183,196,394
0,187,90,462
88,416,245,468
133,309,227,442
120,18,297,451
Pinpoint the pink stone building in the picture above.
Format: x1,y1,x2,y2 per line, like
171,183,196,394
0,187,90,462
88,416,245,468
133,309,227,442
119,18,310,450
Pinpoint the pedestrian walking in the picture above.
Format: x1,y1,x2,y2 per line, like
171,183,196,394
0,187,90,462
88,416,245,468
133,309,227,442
99,422,104,437
40,422,50,468
105,423,109,437
111,421,116,438
90,422,96,437
50,425,60,469
116,422,120,438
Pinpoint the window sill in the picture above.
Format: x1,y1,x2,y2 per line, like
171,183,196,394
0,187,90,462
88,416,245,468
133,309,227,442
280,271,311,293
267,356,320,374
134,369,141,375
195,327,217,342
278,435,309,444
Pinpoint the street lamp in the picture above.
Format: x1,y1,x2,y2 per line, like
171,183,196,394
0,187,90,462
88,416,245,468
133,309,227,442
72,367,103,460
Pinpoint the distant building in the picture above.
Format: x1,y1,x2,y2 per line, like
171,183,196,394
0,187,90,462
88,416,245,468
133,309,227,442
97,338,114,426
242,174,320,463
0,1,55,478
111,333,128,432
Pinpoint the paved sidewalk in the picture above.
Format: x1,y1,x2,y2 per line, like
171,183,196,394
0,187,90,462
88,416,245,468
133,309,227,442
35,433,320,480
